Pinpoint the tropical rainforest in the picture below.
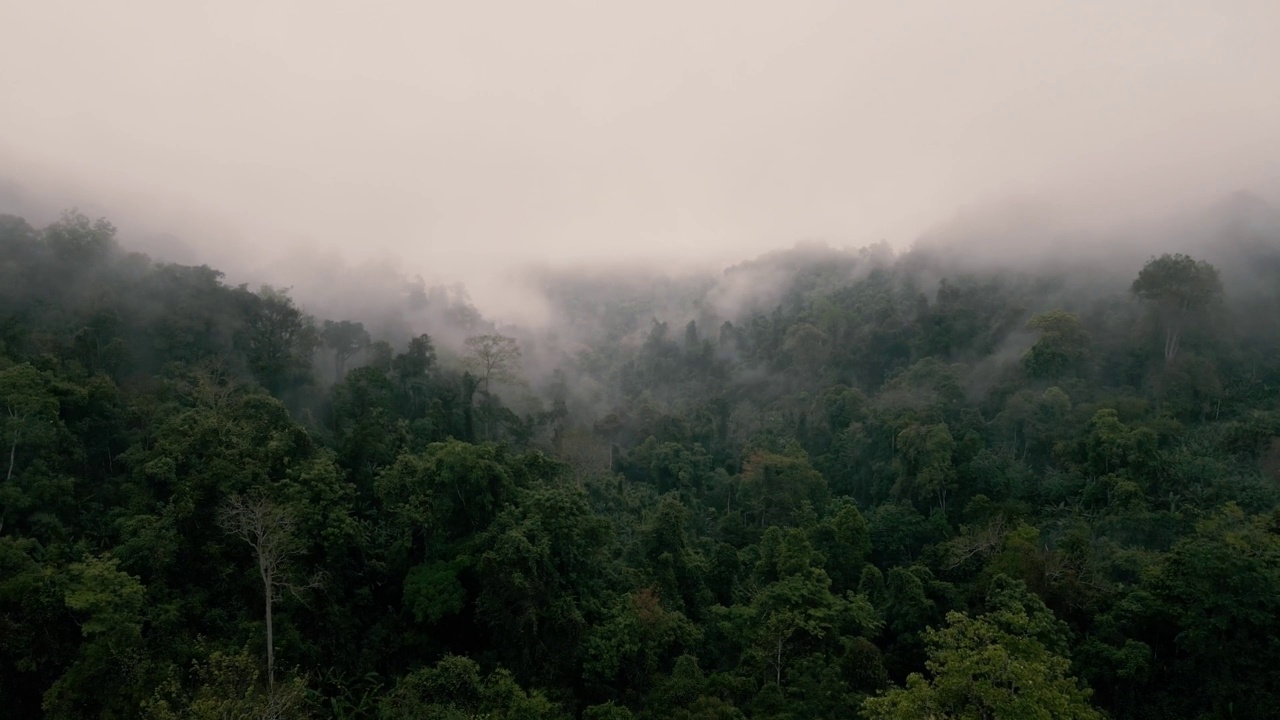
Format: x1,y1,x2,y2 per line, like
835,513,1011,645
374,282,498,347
3,198,1280,720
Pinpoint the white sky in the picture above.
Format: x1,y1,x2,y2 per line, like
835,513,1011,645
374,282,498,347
2,0,1278,316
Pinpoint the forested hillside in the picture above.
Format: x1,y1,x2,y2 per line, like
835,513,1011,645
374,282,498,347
4,202,1280,719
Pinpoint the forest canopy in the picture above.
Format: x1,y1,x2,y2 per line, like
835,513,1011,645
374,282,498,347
3,202,1280,719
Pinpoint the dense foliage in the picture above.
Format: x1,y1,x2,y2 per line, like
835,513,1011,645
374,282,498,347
3,205,1280,719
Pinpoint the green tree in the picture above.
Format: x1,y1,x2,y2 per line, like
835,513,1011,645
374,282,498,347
42,554,151,719
808,498,871,594
732,528,880,689
863,578,1101,720
739,448,828,528
782,322,829,376
893,422,957,514
144,648,310,720
1130,253,1222,365
583,587,699,701
1023,311,1089,379
321,320,370,383
378,654,566,720
474,483,611,684
237,285,318,393
392,333,437,419
330,366,402,484
1134,504,1280,718
1,362,60,484
374,440,517,567
43,210,117,267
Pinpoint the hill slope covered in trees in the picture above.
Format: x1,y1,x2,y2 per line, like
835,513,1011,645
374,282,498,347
3,202,1280,719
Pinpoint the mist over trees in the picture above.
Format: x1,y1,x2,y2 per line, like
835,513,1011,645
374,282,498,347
3,195,1280,719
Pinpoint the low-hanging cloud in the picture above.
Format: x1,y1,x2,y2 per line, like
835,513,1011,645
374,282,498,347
2,0,1279,323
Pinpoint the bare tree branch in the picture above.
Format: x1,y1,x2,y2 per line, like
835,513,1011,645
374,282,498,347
219,493,319,691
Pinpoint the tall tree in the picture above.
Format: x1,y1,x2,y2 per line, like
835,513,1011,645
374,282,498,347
1130,253,1222,364
42,210,117,267
320,320,370,383
237,286,317,393
219,493,321,691
392,333,437,419
464,333,522,394
0,363,59,484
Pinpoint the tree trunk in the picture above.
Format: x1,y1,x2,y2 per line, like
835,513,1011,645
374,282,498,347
6,428,19,482
1165,301,1189,365
333,353,346,384
261,559,275,691
1164,325,1182,365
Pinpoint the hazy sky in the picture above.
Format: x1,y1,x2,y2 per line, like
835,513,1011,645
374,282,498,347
3,0,1279,316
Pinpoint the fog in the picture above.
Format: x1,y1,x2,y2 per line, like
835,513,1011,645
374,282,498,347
3,0,1280,323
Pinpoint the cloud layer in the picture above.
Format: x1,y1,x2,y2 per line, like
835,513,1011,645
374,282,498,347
3,1,1279,320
